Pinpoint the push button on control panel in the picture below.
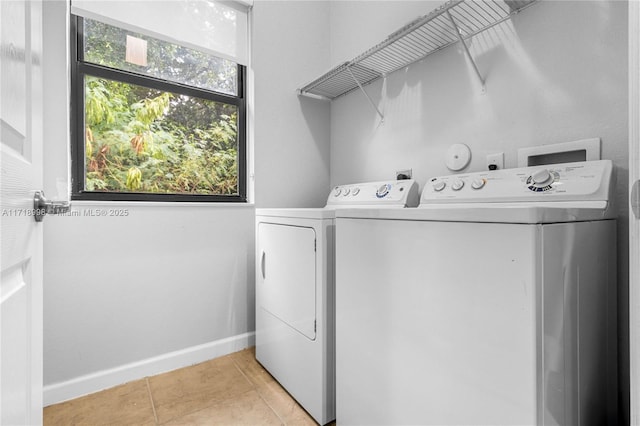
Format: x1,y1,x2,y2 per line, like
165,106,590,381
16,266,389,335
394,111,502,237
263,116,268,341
471,178,486,190
452,180,464,191
433,181,446,192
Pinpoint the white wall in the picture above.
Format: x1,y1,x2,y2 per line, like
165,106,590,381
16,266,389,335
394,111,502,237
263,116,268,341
43,0,256,400
330,1,628,186
330,1,446,66
329,0,629,422
253,1,331,208
42,0,330,404
43,205,256,385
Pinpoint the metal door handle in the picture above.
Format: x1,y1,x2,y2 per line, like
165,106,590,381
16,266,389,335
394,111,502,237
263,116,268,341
632,180,640,219
34,191,70,222
261,251,266,279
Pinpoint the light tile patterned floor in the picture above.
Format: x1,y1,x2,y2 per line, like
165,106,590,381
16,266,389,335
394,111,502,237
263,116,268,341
43,347,325,425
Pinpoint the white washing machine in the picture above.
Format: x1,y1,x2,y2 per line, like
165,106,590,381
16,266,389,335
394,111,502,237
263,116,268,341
335,160,617,425
255,180,419,425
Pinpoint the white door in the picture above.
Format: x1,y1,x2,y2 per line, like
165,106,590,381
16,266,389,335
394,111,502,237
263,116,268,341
257,223,316,340
630,1,640,424
1,0,44,424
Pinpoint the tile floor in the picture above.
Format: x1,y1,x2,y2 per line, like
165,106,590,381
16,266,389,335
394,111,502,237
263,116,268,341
43,347,325,425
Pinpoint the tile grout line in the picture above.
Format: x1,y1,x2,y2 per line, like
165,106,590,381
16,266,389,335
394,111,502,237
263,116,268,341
145,377,160,425
154,353,272,424
231,354,287,425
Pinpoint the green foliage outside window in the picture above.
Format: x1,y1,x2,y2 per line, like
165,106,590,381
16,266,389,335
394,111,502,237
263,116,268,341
84,76,239,195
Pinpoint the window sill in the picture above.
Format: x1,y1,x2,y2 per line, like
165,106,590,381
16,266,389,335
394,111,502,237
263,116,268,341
69,200,255,208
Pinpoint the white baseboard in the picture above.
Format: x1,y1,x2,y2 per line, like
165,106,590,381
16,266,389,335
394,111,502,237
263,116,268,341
43,331,255,407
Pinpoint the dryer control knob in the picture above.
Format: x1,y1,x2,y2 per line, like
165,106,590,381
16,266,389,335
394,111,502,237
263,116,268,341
376,184,390,198
333,187,342,197
452,180,464,191
342,188,351,196
531,169,553,185
471,178,486,190
433,181,446,192
352,188,360,196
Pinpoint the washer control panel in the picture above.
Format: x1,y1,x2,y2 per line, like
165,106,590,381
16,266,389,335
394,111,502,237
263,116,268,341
421,160,613,204
327,179,420,208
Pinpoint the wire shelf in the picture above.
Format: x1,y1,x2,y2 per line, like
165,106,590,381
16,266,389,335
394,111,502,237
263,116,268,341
297,0,538,101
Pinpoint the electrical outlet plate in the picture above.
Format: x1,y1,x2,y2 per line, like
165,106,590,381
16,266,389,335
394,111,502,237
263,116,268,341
487,152,504,170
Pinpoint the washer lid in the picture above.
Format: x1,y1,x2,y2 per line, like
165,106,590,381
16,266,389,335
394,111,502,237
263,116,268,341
256,208,335,220
335,201,612,224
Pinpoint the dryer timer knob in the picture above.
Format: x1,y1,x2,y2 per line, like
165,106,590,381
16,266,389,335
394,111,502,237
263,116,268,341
376,184,390,198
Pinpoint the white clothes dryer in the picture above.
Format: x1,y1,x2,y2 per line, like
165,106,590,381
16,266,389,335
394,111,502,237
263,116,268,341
255,180,418,425
335,160,617,425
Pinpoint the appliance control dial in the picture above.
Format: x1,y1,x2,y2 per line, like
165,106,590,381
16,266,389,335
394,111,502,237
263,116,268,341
532,169,553,185
526,169,558,192
433,181,446,192
471,178,486,190
376,184,391,198
352,187,360,196
333,187,341,197
342,188,350,196
452,180,464,191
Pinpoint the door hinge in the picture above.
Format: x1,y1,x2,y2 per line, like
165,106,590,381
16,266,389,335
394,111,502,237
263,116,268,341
314,320,317,333
314,239,317,252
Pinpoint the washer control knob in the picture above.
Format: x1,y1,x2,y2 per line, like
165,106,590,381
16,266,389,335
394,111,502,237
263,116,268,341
342,188,350,196
352,188,360,196
376,184,391,198
333,187,342,197
526,169,557,192
531,169,553,185
433,181,446,192
471,178,486,190
452,180,464,191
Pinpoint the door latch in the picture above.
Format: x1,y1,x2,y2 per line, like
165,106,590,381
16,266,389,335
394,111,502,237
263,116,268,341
33,191,71,222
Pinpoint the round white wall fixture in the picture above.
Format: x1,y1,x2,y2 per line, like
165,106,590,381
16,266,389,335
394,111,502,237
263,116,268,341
445,143,472,171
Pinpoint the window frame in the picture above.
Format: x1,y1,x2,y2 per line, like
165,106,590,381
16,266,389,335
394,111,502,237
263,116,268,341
70,15,247,203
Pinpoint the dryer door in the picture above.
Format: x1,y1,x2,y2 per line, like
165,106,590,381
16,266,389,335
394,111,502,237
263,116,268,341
258,223,316,340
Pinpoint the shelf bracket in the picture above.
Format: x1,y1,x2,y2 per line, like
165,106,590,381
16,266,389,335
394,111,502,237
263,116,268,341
446,10,486,94
296,90,331,101
346,65,384,123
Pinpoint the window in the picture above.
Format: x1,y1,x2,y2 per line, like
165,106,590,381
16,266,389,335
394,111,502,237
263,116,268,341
71,16,246,202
